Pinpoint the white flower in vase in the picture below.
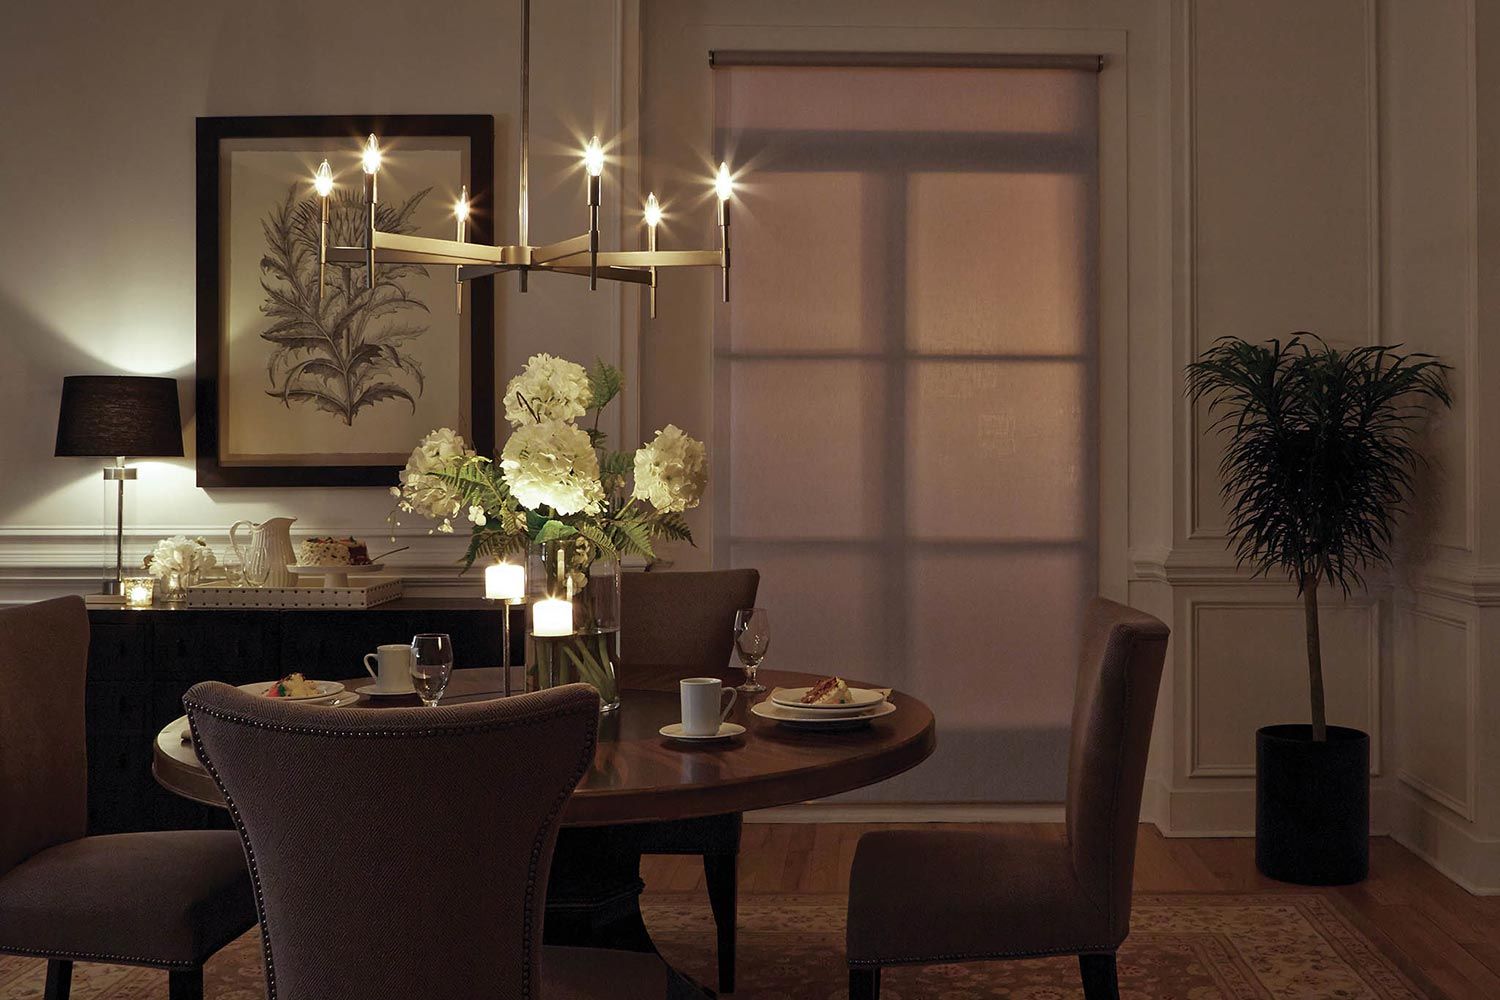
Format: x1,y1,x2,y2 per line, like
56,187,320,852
632,424,708,513
501,419,606,515
394,427,475,529
503,353,593,425
145,535,217,585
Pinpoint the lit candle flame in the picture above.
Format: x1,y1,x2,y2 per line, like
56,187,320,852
455,185,470,222
715,161,733,202
643,192,661,228
584,135,604,177
361,134,381,175
313,159,333,198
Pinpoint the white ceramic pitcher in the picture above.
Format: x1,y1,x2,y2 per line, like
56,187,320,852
228,516,297,588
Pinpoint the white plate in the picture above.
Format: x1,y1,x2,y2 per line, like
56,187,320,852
659,722,747,741
751,699,897,729
237,679,345,701
356,682,417,699
770,685,887,711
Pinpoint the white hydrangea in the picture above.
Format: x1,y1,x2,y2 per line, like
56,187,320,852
146,535,217,582
393,427,474,529
500,419,605,515
631,424,707,513
503,353,593,426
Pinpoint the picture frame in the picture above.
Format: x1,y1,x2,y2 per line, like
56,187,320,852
195,114,495,487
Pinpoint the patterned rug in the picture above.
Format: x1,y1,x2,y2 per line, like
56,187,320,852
0,892,1438,998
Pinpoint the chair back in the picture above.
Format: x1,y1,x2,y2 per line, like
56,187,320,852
620,568,759,688
0,596,88,877
1064,597,1169,939
185,682,600,1000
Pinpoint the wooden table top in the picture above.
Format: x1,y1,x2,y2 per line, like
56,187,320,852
153,668,936,826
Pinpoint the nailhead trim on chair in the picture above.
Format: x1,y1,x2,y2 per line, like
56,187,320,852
0,943,197,970
184,693,599,1000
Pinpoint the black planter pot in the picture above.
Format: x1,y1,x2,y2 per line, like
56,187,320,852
1255,724,1369,885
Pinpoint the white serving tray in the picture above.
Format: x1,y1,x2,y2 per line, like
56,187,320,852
184,576,403,609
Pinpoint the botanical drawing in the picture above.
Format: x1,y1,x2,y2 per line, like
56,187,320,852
257,185,432,425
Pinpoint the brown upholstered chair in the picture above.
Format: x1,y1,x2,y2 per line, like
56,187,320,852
0,596,256,1000
184,679,669,999
620,568,758,994
845,598,1170,1000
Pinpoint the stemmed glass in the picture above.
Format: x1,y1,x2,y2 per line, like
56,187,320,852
733,608,770,694
410,633,454,707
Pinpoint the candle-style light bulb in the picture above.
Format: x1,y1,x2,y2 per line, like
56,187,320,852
584,135,605,177
643,192,662,229
313,159,333,198
314,159,333,300
715,161,734,202
361,134,382,174
455,185,471,223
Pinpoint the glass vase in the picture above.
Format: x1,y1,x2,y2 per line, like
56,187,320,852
160,569,187,605
526,537,621,713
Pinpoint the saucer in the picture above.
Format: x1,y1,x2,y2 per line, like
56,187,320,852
660,722,746,742
356,683,417,699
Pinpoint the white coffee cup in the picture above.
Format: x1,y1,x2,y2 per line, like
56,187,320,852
680,677,738,737
364,644,415,692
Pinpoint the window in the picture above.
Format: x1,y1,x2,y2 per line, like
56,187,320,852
715,64,1099,800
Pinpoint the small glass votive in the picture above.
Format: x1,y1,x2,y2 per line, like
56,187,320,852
122,576,155,608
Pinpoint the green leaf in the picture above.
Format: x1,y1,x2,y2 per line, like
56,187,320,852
534,519,578,544
588,358,623,412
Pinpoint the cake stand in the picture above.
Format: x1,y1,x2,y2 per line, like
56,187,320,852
284,563,385,588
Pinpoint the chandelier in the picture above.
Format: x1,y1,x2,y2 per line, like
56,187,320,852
312,0,732,319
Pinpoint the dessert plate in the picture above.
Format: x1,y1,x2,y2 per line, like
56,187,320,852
751,699,897,729
659,722,747,742
770,685,887,711
285,563,385,588
236,680,344,702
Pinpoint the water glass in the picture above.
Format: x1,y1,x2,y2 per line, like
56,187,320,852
410,633,454,707
733,608,770,693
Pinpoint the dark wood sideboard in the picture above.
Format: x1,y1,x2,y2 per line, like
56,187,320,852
85,598,523,835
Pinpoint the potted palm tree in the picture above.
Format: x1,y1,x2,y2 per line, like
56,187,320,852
1187,335,1450,884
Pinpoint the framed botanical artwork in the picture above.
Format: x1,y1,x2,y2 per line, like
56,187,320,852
196,114,495,487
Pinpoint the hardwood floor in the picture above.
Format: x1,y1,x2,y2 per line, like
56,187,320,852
640,823,1500,1000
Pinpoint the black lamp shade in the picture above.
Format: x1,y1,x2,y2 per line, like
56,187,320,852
55,375,184,458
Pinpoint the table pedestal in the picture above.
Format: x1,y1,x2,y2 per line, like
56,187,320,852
546,825,712,997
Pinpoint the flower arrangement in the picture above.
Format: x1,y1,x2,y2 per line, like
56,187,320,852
143,535,218,594
392,353,706,567
393,354,706,710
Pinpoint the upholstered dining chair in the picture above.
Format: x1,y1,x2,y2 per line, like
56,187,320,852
621,567,759,994
0,596,256,1000
845,598,1170,1000
184,679,669,999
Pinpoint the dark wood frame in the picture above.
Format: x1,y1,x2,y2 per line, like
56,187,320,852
195,114,496,487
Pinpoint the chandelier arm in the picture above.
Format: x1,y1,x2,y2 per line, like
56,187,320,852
533,263,655,285
531,233,592,265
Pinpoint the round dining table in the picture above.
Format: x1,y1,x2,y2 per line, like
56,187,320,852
152,667,936,995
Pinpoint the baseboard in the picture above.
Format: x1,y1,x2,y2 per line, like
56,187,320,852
1144,776,1392,839
1388,785,1500,895
746,802,1066,823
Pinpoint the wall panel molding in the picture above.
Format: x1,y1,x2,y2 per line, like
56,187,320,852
1394,602,1477,821
1186,597,1382,778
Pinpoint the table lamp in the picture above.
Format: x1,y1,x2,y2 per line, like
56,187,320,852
55,375,183,596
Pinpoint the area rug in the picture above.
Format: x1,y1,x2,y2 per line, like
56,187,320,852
0,892,1438,998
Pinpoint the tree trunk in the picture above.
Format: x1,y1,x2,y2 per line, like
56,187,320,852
1302,576,1328,742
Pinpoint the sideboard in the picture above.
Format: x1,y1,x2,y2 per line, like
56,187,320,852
85,598,522,834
